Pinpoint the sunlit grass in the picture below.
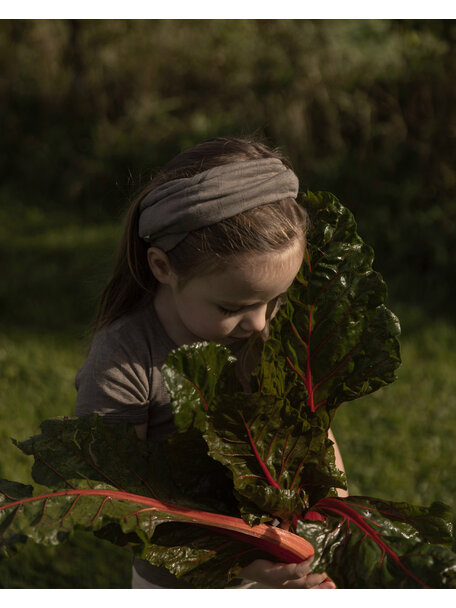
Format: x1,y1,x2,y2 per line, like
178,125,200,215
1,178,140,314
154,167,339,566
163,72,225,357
0,332,83,482
332,305,456,507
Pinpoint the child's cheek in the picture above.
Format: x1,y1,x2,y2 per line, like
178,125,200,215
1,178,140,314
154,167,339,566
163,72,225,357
217,317,238,334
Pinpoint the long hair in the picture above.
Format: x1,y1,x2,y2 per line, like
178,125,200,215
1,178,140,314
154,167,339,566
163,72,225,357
92,136,309,339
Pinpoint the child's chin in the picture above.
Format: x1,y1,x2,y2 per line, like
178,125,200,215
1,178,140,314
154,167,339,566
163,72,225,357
210,336,237,345
199,335,248,346
223,336,247,344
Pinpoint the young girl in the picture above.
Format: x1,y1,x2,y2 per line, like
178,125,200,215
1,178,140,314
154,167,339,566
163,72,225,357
75,136,345,589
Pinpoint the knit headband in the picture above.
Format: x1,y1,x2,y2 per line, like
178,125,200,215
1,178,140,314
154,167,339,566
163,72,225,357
138,158,299,251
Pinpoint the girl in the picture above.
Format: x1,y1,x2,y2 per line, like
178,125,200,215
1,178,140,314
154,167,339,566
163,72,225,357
75,136,345,589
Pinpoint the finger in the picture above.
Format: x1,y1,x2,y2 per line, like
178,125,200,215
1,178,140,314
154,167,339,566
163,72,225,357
239,559,281,584
316,581,337,589
264,558,314,584
239,558,315,587
307,575,337,589
306,573,329,587
293,557,314,579
283,571,328,589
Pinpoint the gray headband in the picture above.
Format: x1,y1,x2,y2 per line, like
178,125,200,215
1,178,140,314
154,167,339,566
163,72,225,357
138,158,299,251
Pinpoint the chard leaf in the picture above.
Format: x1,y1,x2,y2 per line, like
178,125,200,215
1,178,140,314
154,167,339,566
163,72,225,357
0,479,34,502
296,496,456,588
0,479,34,558
202,390,343,520
15,415,175,500
136,521,309,588
0,486,149,552
3,414,314,587
161,341,240,432
14,414,237,514
162,343,346,523
0,480,313,587
260,191,401,414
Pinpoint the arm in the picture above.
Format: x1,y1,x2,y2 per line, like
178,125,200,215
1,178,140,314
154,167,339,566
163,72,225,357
238,428,347,587
328,427,349,498
239,557,335,589
135,422,148,441
75,329,151,426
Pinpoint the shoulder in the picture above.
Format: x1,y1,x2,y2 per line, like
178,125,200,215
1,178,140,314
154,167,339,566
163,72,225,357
92,299,175,364
76,300,176,395
74,300,175,418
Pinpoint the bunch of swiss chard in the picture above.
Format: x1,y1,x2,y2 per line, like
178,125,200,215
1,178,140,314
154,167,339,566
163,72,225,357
1,192,455,588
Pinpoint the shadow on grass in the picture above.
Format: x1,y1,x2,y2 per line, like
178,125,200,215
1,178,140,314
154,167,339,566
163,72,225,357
0,215,121,337
0,530,131,589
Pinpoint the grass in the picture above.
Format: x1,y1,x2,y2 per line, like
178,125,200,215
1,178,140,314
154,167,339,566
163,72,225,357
0,200,455,587
0,200,131,588
332,304,456,507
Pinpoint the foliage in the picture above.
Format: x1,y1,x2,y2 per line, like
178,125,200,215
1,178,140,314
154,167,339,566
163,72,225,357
300,497,456,589
2,410,455,588
1,193,455,588
1,19,455,311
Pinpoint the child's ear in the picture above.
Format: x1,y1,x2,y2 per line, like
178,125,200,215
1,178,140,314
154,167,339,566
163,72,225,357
147,248,176,285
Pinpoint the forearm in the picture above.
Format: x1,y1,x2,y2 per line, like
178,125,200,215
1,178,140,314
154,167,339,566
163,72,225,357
134,422,148,440
328,428,349,497
238,558,335,589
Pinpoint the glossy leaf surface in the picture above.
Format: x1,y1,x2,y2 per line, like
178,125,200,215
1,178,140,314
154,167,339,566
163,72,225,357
0,484,314,587
163,343,346,524
260,191,401,415
297,495,456,588
1,415,313,587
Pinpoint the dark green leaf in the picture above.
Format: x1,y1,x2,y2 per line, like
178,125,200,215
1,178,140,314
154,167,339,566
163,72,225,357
297,495,456,588
163,342,346,522
137,522,271,588
260,191,401,415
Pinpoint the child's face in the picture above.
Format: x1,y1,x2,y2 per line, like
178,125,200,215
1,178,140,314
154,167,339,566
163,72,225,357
158,239,304,346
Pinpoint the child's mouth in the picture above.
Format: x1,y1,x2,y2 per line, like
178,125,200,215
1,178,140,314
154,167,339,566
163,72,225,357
229,334,252,341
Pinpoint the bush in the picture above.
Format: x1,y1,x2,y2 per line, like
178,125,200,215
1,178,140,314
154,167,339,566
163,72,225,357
1,19,455,311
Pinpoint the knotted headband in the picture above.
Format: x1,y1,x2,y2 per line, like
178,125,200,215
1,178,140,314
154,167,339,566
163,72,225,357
138,158,299,251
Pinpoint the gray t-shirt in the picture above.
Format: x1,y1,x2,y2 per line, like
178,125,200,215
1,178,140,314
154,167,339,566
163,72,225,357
74,296,248,587
75,296,178,441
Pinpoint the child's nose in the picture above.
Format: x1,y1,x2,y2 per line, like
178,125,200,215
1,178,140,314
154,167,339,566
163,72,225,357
239,305,268,333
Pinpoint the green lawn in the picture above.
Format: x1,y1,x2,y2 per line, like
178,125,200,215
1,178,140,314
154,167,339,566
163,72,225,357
1,202,455,587
332,304,456,507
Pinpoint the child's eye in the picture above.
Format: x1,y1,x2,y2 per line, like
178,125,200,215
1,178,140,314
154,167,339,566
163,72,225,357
217,293,288,318
218,306,242,317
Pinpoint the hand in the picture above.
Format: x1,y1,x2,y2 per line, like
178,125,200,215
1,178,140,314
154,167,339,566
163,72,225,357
239,557,336,589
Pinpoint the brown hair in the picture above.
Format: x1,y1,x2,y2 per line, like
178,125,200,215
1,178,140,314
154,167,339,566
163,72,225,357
92,136,309,336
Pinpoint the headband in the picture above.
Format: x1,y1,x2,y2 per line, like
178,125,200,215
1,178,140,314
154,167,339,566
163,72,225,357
138,158,299,251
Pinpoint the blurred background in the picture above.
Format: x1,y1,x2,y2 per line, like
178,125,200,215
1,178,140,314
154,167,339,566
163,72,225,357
0,19,455,587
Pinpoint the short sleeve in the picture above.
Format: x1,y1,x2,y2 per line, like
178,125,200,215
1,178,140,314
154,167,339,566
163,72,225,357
75,328,151,424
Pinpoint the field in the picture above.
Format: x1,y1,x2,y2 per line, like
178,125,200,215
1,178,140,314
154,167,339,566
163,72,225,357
1,202,455,588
